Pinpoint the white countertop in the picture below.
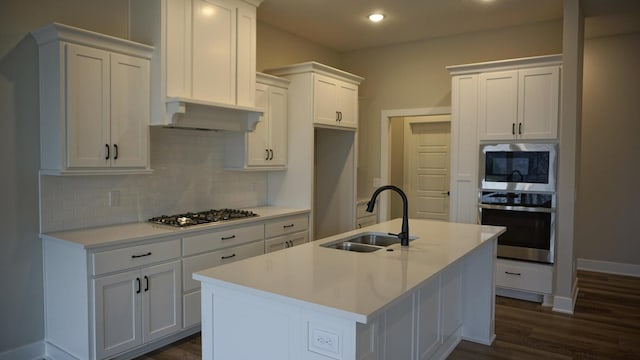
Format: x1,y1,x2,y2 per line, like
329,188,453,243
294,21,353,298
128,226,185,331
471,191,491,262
194,218,505,323
40,206,310,249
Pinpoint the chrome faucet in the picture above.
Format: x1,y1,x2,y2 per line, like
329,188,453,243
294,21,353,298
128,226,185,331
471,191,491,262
366,185,409,246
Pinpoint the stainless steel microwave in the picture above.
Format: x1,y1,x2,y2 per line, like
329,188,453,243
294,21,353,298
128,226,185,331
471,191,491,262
480,143,557,192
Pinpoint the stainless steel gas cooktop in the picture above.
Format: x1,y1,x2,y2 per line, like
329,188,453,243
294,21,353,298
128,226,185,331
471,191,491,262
148,209,258,227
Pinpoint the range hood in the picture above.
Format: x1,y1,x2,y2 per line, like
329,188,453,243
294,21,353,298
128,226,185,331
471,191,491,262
164,97,263,132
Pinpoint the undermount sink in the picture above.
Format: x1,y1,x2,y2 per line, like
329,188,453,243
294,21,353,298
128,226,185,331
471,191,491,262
320,233,403,253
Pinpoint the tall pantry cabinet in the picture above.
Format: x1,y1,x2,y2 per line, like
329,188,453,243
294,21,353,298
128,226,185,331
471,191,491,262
265,62,364,240
447,55,562,224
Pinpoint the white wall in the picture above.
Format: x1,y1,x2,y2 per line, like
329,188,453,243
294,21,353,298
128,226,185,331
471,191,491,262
575,31,640,266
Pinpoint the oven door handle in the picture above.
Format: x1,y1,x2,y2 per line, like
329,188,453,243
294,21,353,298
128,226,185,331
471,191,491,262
479,204,554,213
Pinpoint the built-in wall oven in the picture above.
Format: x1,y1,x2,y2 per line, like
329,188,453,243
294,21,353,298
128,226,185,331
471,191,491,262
479,143,557,264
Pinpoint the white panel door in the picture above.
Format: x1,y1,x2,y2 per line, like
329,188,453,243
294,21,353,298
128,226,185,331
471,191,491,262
518,66,560,140
110,53,149,168
313,74,339,126
247,83,269,166
192,0,236,103
94,270,141,359
336,81,358,128
405,118,451,221
235,1,256,107
268,86,288,166
65,43,110,168
478,71,518,140
142,261,182,342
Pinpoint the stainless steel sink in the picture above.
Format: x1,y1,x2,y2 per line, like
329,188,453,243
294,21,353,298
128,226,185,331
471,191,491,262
320,233,403,252
323,241,381,252
347,234,400,247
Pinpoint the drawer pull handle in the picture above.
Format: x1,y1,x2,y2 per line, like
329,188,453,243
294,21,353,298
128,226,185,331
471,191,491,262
136,277,141,294
221,235,236,240
283,224,295,229
132,252,152,259
144,275,149,292
221,254,236,260
505,271,521,276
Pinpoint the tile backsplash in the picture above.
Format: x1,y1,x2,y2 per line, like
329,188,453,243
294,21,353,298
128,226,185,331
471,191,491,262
40,127,268,232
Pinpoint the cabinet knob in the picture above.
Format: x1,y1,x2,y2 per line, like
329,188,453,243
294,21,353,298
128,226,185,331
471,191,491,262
269,149,274,160
512,123,515,135
113,144,118,160
518,123,522,135
265,149,269,160
105,144,110,160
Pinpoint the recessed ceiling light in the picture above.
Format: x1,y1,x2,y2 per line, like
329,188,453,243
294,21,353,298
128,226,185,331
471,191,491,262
368,13,385,23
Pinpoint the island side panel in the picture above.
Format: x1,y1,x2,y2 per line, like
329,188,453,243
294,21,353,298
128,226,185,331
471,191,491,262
200,282,357,360
461,238,497,344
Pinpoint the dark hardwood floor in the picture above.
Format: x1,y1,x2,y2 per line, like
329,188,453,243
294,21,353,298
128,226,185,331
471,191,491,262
136,270,640,359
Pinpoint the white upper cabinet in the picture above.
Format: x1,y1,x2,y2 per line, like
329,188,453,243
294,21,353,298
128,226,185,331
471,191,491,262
32,23,153,175
131,0,262,129
478,65,560,141
313,73,359,129
224,72,289,170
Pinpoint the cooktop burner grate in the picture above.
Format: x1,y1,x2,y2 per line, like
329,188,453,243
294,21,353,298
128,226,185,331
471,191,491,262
148,209,258,227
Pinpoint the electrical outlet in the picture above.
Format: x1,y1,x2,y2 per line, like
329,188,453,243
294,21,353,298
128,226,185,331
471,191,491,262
309,327,340,358
109,191,120,207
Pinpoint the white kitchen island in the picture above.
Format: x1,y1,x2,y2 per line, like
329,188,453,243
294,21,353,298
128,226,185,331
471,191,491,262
193,219,505,360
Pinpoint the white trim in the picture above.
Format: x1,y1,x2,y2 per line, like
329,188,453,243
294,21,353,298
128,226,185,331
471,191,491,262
577,258,640,277
44,342,77,360
552,278,578,314
0,341,45,360
379,107,451,221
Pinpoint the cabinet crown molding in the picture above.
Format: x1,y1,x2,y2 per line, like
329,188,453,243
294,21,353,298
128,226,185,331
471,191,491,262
265,61,364,85
446,54,562,75
31,23,153,59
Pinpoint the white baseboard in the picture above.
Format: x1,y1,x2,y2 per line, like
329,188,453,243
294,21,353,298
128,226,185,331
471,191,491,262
552,278,578,314
0,341,45,360
577,258,640,277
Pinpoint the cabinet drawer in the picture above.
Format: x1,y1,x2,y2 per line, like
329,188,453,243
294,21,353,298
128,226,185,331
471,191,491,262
265,214,309,238
496,259,553,294
182,224,264,256
92,239,180,276
182,240,264,292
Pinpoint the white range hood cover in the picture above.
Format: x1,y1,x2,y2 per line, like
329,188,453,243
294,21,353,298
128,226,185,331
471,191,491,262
164,98,263,132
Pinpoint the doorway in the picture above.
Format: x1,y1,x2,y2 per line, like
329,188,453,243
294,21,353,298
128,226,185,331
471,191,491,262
380,107,451,222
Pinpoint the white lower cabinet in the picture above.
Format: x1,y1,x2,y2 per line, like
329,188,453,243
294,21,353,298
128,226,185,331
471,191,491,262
93,261,182,359
264,214,309,253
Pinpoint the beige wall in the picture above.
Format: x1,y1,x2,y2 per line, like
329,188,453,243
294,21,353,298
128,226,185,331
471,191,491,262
0,0,130,352
575,32,640,265
257,21,341,72
340,20,564,198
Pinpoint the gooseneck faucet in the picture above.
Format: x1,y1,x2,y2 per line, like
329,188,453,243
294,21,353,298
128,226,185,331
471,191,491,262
366,185,410,246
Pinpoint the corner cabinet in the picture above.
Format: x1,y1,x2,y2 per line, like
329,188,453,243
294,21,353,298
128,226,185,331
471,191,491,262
447,55,562,223
130,0,263,129
224,73,290,170
32,23,153,175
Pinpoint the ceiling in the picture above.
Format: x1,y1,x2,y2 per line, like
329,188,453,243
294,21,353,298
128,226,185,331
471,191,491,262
257,0,640,52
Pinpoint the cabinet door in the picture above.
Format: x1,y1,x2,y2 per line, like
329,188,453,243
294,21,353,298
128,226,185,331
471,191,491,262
518,67,560,140
141,261,182,342
478,71,518,140
192,0,236,104
265,231,308,253
268,86,288,166
417,277,442,359
336,81,358,129
65,43,111,168
235,1,256,107
247,83,269,166
110,53,150,168
313,74,339,126
94,270,142,359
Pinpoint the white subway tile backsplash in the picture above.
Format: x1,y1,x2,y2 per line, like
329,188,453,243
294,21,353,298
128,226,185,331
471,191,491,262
40,127,268,232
